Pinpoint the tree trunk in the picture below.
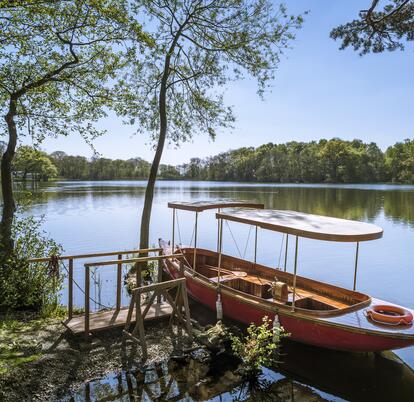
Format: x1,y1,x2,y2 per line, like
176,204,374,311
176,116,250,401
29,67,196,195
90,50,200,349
1,97,18,258
139,75,168,252
138,22,184,252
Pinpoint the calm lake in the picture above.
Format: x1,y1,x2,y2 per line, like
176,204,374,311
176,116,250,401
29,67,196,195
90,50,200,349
23,180,414,401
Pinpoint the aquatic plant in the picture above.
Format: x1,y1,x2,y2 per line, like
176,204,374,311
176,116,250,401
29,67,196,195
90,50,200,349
230,316,289,378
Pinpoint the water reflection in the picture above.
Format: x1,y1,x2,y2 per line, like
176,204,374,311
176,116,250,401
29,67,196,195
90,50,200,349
60,342,414,402
19,181,414,226
62,355,340,401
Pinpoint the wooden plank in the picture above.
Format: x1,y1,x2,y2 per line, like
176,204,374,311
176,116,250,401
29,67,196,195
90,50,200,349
28,247,162,263
68,259,73,320
85,266,90,339
65,303,173,335
116,254,122,311
84,254,183,268
133,278,186,294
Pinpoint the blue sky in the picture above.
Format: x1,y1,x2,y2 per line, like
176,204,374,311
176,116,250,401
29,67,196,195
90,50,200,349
36,1,414,164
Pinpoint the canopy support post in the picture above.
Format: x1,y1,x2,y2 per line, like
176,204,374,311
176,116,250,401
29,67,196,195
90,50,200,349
171,208,175,254
217,208,221,252
254,226,258,264
284,234,289,272
193,212,198,271
218,218,223,283
291,236,299,311
353,242,360,291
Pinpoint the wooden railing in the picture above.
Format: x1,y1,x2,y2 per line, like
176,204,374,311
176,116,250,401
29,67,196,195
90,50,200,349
81,254,183,337
28,247,163,320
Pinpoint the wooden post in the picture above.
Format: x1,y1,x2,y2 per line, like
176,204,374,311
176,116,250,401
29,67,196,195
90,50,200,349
179,260,185,277
116,254,122,311
291,236,299,311
124,289,136,333
172,208,175,253
68,258,73,320
254,226,258,264
85,265,90,339
181,281,193,340
135,263,141,326
217,208,221,252
132,289,147,360
284,234,289,272
217,219,223,285
353,242,360,291
157,249,162,304
193,212,198,271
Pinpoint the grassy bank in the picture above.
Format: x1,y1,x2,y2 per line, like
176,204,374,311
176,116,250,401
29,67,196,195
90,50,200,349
0,311,192,401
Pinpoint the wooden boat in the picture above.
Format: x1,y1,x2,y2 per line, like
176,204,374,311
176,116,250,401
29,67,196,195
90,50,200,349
161,201,414,352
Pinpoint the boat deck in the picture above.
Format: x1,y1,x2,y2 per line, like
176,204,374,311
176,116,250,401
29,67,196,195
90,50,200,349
63,302,173,335
319,298,414,338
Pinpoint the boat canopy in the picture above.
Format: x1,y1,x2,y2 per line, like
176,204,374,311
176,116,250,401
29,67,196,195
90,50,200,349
216,209,383,242
168,200,264,212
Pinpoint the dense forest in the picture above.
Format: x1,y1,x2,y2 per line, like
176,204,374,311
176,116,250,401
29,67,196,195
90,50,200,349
182,138,414,183
3,138,414,183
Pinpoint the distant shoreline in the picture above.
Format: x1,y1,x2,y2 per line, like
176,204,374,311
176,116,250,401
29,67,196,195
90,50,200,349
19,178,414,187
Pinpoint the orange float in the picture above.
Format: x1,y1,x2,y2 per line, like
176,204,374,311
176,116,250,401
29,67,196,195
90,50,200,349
366,304,413,326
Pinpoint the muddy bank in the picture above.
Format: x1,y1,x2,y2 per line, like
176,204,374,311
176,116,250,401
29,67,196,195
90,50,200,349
0,314,193,401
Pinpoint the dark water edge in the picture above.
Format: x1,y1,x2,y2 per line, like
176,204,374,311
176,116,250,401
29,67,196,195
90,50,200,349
58,302,414,402
59,343,414,402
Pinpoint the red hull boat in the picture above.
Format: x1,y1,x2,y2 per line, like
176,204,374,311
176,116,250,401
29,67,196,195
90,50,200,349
161,201,414,352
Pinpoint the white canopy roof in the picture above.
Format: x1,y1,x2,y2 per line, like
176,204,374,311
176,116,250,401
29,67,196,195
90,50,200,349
216,209,383,242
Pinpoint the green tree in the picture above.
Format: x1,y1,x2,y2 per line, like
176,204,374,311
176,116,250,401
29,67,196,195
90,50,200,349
331,0,414,54
385,139,414,182
118,0,305,251
0,1,149,256
13,146,58,181
158,164,181,179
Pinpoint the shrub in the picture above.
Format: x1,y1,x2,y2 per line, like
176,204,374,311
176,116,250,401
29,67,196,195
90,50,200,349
230,316,289,378
0,214,63,315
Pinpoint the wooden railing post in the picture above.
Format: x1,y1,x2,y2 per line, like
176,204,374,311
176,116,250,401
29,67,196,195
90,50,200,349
68,258,73,320
157,249,162,304
85,265,90,339
179,261,184,277
116,254,122,311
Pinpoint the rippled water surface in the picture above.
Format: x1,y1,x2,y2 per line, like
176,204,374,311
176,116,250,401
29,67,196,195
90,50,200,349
21,180,414,400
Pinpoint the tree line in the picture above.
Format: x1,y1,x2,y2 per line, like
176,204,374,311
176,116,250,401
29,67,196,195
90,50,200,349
7,138,413,183
181,139,414,183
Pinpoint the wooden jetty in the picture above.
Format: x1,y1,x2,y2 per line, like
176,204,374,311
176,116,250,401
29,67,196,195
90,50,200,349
29,248,192,352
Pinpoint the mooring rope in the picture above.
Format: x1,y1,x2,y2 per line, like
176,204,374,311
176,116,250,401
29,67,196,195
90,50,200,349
176,209,183,246
225,220,243,258
176,209,195,248
277,234,285,269
242,225,253,259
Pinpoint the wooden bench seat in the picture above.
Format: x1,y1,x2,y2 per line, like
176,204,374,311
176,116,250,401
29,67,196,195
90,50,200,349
290,288,348,309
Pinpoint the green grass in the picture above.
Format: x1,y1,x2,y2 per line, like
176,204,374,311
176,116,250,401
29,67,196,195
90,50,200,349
0,307,66,376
